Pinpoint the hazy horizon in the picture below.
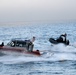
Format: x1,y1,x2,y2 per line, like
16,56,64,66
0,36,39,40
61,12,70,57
0,0,76,23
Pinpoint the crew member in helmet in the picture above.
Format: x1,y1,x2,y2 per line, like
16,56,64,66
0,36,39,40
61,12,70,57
57,33,67,43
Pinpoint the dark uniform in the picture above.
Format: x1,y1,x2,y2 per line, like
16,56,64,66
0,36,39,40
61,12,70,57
57,33,67,43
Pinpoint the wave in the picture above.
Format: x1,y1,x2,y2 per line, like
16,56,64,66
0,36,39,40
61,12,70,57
0,44,76,64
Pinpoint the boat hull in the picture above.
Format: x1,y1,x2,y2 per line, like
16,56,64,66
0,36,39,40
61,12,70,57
0,46,41,56
49,38,69,45
49,38,58,44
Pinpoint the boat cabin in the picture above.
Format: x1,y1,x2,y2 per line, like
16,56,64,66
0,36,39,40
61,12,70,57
7,39,28,47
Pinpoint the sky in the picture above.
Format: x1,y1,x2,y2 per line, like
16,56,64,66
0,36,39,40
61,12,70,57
0,0,76,23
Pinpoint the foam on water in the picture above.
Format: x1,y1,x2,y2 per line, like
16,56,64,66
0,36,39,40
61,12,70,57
0,51,53,64
51,43,76,53
0,24,76,75
0,43,76,64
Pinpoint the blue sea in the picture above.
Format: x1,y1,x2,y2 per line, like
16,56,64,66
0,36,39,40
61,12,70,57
0,23,76,75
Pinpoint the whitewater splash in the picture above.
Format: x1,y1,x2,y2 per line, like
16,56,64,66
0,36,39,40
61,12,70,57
0,43,76,64
0,50,53,64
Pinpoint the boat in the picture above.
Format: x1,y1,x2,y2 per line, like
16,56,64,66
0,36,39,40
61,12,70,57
49,38,69,45
0,39,41,56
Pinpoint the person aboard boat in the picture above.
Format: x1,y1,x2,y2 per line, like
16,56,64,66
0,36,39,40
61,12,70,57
25,37,35,52
57,33,67,43
0,42,4,46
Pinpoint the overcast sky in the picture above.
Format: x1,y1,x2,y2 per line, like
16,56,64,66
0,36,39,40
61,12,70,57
0,0,76,23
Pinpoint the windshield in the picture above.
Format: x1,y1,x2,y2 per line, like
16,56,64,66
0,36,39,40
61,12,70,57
7,40,26,47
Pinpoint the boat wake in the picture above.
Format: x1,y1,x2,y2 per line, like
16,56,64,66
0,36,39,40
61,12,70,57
0,43,76,64
0,50,54,64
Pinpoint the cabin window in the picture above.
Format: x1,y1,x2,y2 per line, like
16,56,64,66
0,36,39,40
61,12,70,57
7,41,15,47
7,40,27,47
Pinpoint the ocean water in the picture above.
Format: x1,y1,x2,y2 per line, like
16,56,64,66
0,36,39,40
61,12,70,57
0,23,76,75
